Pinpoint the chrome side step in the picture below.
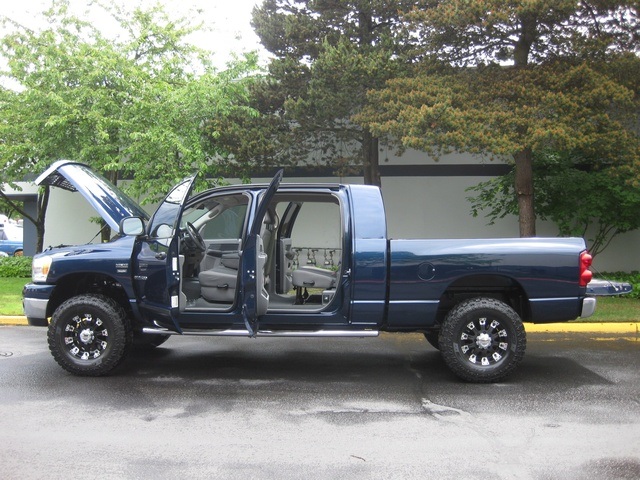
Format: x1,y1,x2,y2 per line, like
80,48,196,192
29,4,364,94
142,327,379,338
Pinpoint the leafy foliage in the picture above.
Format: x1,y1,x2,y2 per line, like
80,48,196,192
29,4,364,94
405,1,639,67
467,149,640,257
250,0,417,185
358,0,640,238
0,198,21,219
362,60,637,156
0,256,32,277
0,0,260,247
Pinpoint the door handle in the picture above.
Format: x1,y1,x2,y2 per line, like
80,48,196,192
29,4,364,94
155,252,167,260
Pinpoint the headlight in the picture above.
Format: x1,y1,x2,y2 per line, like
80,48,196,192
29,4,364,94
32,256,53,282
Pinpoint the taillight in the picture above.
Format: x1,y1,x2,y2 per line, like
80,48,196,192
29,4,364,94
579,251,593,287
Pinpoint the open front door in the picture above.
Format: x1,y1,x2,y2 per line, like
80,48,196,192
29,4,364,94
135,175,197,333
241,170,283,336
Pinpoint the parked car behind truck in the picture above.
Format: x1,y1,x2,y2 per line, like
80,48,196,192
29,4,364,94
24,160,600,382
0,222,23,256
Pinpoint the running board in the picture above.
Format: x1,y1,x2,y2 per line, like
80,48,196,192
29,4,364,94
142,327,379,338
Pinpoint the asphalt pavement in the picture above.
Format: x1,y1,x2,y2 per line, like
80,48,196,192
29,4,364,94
1,324,639,480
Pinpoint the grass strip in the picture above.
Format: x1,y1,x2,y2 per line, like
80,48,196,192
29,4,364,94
0,277,29,316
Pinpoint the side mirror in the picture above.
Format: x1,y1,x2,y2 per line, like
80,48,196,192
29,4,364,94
119,217,145,237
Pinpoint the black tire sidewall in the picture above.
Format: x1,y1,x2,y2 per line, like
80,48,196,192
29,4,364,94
440,297,526,383
48,294,131,376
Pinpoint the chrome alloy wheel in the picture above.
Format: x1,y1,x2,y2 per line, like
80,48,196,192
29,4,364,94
62,313,110,361
457,316,510,367
440,297,526,382
48,294,131,376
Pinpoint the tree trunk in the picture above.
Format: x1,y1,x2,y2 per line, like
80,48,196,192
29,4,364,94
362,129,381,187
0,186,49,253
357,7,381,188
512,13,538,237
514,148,536,237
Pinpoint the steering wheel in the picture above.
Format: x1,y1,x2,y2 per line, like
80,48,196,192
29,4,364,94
185,222,206,252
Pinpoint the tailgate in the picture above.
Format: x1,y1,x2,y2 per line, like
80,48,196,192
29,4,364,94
587,279,633,296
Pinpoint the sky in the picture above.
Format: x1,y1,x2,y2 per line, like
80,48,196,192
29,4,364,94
1,0,267,69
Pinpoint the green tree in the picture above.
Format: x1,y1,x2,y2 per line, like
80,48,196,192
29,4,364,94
468,148,640,257
251,0,416,186
358,0,639,237
0,77,52,251
0,0,260,249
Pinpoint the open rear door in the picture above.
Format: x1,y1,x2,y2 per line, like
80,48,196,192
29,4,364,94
240,170,283,336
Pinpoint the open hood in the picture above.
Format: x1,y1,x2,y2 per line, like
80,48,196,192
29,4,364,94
36,160,149,231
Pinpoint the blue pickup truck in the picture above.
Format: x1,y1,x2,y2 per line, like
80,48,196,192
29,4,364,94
24,160,598,382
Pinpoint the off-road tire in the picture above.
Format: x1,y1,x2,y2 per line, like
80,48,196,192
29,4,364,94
440,297,526,383
48,294,132,376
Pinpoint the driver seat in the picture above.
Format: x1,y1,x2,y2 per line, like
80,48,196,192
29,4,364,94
198,252,239,302
199,209,275,303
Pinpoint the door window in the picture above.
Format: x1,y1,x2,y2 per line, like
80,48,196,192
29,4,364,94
202,204,247,240
180,195,249,241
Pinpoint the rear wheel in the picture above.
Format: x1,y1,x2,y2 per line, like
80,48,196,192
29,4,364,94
440,297,526,383
48,294,132,376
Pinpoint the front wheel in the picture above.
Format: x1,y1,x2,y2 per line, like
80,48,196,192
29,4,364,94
48,294,132,376
439,297,526,383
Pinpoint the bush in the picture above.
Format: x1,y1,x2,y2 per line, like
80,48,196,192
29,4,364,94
598,271,640,299
0,256,32,277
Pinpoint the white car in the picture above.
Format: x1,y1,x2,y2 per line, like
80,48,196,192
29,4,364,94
0,222,23,256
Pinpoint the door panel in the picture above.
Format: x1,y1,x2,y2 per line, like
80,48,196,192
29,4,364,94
241,170,283,335
135,176,197,332
134,235,182,332
201,240,242,271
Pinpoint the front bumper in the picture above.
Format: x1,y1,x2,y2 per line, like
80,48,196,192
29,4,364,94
23,283,55,326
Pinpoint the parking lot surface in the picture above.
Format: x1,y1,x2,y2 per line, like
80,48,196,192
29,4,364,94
1,326,638,479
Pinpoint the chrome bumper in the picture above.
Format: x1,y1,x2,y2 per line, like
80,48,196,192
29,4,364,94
23,297,49,324
580,297,597,318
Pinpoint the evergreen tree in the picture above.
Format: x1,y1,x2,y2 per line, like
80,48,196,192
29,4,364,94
251,0,417,186
358,0,639,237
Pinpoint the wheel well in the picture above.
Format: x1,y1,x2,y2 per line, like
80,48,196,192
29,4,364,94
48,273,132,319
435,274,530,325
